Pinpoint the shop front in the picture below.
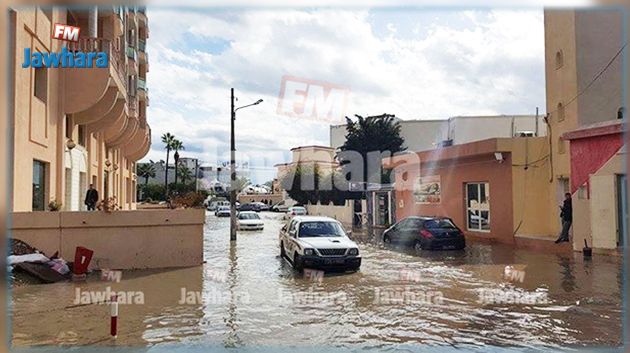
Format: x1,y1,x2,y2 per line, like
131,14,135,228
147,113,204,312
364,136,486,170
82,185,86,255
384,138,555,245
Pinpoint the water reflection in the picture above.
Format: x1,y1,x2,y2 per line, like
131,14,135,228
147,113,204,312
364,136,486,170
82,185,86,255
10,213,624,349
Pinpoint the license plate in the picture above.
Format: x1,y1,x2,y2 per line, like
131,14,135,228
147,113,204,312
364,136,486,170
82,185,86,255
324,258,345,265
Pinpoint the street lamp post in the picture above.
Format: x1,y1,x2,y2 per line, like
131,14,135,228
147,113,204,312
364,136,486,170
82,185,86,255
230,88,263,242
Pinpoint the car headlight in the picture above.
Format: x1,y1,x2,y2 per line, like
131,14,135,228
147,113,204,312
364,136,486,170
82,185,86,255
304,248,315,256
348,248,359,256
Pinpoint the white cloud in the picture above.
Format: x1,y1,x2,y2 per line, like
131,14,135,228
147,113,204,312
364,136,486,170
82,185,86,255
145,8,545,182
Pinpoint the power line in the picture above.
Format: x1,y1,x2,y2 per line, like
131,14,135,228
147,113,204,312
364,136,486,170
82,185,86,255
546,42,627,118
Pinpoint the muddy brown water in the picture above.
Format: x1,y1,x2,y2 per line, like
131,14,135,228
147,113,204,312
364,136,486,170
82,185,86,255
10,213,624,350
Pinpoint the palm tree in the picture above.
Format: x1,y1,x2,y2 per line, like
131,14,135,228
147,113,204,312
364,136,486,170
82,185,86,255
171,139,185,184
178,165,193,184
136,161,156,185
161,132,176,197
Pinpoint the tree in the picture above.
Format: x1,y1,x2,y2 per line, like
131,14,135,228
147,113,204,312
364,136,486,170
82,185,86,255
233,176,250,194
337,114,406,197
161,133,176,197
178,165,193,184
136,161,156,186
171,139,185,184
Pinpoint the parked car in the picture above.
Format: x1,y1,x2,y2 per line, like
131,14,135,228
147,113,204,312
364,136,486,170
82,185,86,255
237,211,264,231
285,206,307,218
271,200,295,212
382,216,466,251
215,206,231,217
207,200,229,211
252,202,270,211
239,203,261,212
279,216,361,272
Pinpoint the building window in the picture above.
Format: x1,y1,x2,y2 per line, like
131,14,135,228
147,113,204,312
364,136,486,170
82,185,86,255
34,67,47,103
78,125,87,146
555,50,564,69
558,137,566,154
32,160,47,211
618,107,625,120
466,182,490,232
557,102,565,122
65,116,72,139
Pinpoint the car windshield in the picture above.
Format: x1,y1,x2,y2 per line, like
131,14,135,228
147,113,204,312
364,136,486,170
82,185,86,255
218,207,229,211
299,221,345,238
292,207,306,213
424,219,457,229
239,213,260,220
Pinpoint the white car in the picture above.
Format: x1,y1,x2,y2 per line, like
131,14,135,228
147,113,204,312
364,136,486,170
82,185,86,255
283,206,307,220
279,216,361,272
215,206,231,217
237,211,264,231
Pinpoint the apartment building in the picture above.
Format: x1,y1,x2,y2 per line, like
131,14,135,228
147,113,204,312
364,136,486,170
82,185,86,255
545,9,626,252
9,6,150,212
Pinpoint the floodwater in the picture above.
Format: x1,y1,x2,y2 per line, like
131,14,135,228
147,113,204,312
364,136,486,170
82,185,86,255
10,212,625,351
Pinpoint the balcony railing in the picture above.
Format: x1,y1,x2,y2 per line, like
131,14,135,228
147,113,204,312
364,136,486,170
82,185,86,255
126,46,137,61
138,40,146,52
137,78,147,91
67,37,126,90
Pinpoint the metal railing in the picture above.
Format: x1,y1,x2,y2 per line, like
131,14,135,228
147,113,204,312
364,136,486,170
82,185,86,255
126,46,137,61
67,37,126,90
137,78,147,91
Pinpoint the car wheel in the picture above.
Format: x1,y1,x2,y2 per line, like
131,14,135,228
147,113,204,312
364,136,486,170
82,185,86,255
414,240,424,251
280,242,286,258
293,253,304,272
383,234,391,244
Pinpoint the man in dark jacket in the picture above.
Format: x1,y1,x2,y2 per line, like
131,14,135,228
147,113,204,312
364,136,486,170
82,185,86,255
555,193,572,243
84,184,99,211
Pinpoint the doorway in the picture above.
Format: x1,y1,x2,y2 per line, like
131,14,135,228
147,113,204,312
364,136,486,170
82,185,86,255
617,174,627,247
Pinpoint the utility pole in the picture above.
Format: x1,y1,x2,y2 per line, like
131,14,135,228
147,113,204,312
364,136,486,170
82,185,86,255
230,88,237,242
229,89,263,243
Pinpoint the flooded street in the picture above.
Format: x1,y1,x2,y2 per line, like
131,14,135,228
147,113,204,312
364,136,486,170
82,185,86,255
11,212,624,350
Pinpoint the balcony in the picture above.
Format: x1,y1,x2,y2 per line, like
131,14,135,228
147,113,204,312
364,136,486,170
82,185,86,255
138,7,148,28
64,38,127,119
138,40,147,64
137,78,148,101
127,46,138,74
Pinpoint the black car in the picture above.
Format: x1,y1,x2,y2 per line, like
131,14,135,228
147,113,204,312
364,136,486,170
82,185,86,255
382,216,466,251
239,203,261,212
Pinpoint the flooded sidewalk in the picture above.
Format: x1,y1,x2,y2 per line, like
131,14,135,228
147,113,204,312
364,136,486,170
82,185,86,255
10,213,624,350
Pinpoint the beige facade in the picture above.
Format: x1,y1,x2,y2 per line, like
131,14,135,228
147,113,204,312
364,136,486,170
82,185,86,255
275,145,338,181
544,9,625,251
9,6,150,212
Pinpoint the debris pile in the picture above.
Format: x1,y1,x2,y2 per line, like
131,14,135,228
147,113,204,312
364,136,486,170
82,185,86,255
9,239,72,284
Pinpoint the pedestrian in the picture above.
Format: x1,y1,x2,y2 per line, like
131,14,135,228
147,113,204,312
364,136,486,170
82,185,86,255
84,184,99,211
555,192,572,243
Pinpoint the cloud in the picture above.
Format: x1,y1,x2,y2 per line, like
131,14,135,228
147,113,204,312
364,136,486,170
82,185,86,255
144,8,545,183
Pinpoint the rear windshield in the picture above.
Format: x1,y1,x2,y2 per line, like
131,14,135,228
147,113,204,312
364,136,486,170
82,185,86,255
424,219,457,229
299,221,344,237
239,213,260,220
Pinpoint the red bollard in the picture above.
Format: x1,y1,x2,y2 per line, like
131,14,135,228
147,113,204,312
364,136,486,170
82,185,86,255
110,294,118,338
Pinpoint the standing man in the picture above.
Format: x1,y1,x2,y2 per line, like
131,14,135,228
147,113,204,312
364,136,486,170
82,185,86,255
555,192,573,243
85,184,99,211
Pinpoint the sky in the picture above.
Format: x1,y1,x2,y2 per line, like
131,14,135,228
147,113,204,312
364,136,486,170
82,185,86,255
144,8,546,183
